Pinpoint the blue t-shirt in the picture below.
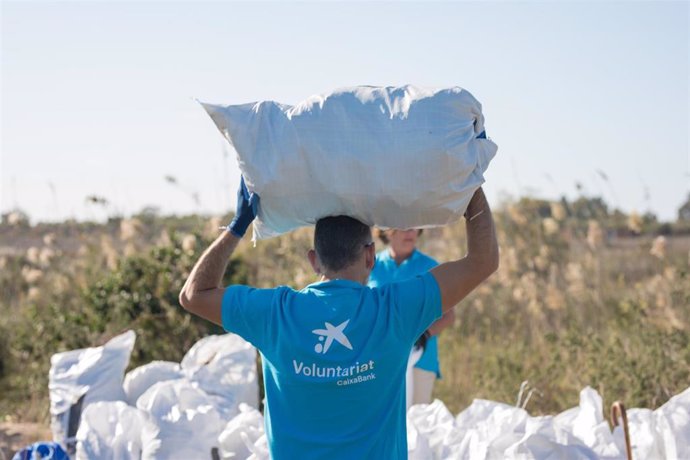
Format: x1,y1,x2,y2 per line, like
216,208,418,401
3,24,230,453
222,272,442,459
368,249,441,377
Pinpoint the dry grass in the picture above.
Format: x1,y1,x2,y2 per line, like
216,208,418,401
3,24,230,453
0,197,688,425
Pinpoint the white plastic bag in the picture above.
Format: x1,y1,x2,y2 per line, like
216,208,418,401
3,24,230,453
566,387,622,458
49,330,135,451
655,385,690,459
503,433,599,460
406,417,433,460
182,334,259,413
400,385,690,459
75,401,159,460
217,403,265,460
615,409,664,460
136,379,225,460
246,433,270,460
123,360,184,406
408,399,454,458
445,398,529,459
201,85,497,240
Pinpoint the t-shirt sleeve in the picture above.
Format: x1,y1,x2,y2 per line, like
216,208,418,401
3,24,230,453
386,271,443,345
221,285,280,351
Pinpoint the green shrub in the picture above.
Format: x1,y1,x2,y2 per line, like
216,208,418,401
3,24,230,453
0,231,248,420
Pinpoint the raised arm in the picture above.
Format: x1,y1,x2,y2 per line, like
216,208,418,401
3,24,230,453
179,177,259,326
430,187,499,312
179,232,239,326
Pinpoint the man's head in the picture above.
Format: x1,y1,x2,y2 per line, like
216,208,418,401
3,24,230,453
308,216,375,282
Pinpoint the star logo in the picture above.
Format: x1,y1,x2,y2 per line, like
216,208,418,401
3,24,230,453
312,319,353,354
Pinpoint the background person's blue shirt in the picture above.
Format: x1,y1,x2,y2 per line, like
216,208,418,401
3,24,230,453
221,272,442,460
368,249,441,377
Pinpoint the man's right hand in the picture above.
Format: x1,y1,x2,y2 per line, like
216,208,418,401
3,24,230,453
228,176,260,238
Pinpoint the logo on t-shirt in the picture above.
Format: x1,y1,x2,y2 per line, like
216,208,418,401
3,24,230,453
312,319,353,354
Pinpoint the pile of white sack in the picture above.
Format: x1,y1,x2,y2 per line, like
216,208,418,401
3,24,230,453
406,387,690,460
48,330,264,459
48,331,690,459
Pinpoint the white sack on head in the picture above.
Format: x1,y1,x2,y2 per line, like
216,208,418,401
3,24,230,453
123,360,184,406
201,85,497,240
75,401,159,460
49,330,135,450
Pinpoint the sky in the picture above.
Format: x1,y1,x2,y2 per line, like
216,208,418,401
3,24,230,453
1,1,688,223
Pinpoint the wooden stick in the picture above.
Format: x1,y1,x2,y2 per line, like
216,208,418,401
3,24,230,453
611,401,633,460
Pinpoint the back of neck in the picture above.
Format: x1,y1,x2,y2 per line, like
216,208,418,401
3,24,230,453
320,268,368,285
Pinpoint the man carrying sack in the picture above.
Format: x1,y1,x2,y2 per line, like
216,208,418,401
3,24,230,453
179,178,498,459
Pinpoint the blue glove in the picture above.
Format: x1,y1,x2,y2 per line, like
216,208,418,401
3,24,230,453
228,176,260,238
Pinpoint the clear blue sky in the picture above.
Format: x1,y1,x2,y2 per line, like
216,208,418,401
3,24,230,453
2,1,688,222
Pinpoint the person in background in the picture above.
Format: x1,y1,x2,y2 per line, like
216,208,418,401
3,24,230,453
369,229,455,407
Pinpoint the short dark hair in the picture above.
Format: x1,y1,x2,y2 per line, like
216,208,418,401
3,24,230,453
314,216,372,272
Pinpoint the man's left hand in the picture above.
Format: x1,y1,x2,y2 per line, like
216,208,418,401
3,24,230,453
414,330,431,352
